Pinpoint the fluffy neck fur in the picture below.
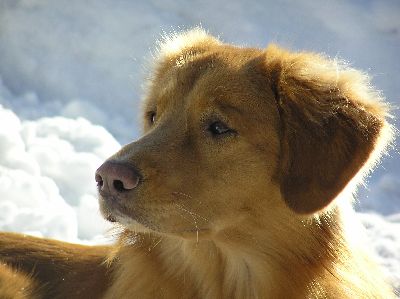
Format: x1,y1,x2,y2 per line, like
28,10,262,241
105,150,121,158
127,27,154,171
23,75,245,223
103,205,392,299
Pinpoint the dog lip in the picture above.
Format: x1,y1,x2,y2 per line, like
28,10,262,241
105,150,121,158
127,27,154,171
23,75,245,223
98,191,130,219
99,192,124,209
98,188,131,201
106,214,117,222
98,189,111,198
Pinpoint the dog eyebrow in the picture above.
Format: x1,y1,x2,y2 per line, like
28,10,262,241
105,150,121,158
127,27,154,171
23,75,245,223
214,99,244,116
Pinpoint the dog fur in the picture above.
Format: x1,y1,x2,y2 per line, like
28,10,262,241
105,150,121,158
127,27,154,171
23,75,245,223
0,28,396,298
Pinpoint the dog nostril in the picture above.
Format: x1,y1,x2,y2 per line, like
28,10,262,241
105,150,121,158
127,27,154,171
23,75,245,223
113,180,126,192
95,174,103,187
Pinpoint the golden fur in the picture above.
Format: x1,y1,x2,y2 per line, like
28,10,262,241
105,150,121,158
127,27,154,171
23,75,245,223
0,262,38,299
0,28,396,298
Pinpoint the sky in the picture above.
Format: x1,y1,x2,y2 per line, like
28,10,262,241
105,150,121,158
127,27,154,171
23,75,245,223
0,0,399,292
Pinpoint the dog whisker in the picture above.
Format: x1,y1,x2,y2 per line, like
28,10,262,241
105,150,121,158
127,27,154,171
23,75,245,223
173,201,210,223
173,203,202,243
148,236,163,252
172,191,193,199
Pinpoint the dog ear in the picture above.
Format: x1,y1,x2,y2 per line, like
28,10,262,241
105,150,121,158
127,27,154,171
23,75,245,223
264,45,391,214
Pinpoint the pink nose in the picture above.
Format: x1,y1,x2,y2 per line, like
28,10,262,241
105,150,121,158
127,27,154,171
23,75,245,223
95,161,140,195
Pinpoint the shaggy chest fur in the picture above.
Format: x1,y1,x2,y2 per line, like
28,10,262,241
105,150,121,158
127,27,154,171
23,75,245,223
105,238,289,299
102,218,347,299
102,209,394,299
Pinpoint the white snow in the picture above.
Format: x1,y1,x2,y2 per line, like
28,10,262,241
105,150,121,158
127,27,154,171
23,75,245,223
0,105,119,242
0,0,399,294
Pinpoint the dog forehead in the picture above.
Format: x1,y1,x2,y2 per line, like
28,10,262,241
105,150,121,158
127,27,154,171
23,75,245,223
151,49,265,101
145,31,274,117
156,28,220,61
147,65,264,120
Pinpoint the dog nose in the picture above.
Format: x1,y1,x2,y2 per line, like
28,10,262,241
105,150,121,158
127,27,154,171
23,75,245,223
95,161,140,195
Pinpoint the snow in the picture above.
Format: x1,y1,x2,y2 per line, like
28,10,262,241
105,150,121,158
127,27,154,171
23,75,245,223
0,0,399,293
359,213,400,289
0,105,119,242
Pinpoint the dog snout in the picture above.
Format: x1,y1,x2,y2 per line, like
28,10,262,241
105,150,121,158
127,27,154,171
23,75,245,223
95,161,140,196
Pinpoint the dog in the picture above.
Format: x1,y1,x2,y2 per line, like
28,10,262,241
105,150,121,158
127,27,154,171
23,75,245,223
0,28,396,298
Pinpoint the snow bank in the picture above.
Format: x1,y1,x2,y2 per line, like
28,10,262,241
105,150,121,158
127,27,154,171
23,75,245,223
0,104,119,242
359,212,400,292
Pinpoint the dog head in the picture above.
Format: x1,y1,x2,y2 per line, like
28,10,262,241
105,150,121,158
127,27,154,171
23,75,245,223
96,29,392,239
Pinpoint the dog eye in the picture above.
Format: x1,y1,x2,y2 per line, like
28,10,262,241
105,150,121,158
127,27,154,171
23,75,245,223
149,112,156,124
208,121,233,136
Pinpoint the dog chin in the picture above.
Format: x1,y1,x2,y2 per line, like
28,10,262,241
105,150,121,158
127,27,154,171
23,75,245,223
113,213,211,239
113,213,157,234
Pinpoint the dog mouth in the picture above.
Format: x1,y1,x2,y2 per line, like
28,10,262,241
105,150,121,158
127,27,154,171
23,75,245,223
98,191,132,222
98,191,158,233
105,214,117,222
98,191,212,238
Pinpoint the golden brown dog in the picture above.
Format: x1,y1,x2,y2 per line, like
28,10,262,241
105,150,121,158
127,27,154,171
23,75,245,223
0,28,396,298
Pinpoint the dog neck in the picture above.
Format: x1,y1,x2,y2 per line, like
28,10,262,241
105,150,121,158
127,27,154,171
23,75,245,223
103,206,386,299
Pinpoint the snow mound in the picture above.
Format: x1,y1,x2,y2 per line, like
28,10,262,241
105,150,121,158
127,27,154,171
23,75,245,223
0,104,119,242
359,212,400,293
